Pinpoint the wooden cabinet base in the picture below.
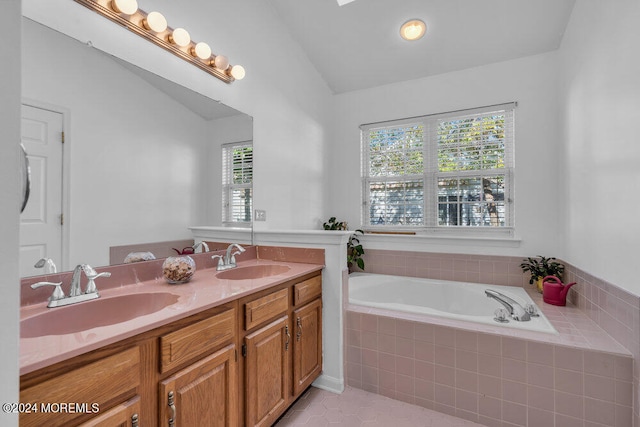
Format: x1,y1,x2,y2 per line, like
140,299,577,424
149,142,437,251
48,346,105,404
20,271,322,427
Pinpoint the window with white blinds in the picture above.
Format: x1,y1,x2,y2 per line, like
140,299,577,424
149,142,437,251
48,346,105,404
222,141,253,224
362,103,515,230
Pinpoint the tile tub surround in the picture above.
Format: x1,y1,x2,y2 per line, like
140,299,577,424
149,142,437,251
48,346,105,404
358,249,531,287
357,249,640,425
345,309,633,427
565,264,640,426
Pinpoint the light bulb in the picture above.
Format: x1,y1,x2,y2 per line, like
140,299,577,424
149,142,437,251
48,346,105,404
111,0,138,15
192,42,212,60
214,55,229,70
142,11,167,33
169,28,191,47
400,19,426,41
230,65,245,80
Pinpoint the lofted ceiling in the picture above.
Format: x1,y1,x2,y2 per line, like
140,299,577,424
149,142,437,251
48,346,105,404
268,0,576,94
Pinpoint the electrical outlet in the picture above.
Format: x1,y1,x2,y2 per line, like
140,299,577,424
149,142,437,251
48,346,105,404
254,209,266,221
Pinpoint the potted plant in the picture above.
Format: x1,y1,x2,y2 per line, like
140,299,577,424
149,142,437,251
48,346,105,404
520,255,565,293
323,217,365,271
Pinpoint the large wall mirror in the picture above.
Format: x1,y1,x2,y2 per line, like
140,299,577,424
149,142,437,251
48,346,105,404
20,19,253,277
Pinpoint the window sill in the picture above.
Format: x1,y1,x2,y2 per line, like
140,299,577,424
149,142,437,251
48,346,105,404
360,228,522,252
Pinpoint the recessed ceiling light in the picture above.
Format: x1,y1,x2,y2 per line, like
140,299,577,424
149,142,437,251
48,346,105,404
400,19,426,41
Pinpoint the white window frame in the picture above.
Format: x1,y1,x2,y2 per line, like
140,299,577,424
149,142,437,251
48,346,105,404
361,103,515,235
222,141,253,226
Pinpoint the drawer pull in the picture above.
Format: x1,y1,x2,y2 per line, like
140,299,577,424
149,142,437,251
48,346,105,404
131,413,139,427
168,391,176,427
296,317,302,342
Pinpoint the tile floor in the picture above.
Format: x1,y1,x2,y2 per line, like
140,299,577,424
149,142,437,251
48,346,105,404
275,386,486,427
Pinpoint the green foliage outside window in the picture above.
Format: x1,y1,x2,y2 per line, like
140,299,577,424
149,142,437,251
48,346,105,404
364,110,510,228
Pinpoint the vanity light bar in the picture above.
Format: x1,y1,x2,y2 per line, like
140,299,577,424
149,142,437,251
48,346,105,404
73,0,245,83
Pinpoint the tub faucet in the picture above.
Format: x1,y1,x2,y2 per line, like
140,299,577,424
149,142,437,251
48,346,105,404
485,289,530,321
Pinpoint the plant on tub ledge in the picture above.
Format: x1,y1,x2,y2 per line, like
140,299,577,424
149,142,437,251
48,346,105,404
323,217,365,272
520,255,565,293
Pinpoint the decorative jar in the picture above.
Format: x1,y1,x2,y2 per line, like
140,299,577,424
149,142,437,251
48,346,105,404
162,255,196,284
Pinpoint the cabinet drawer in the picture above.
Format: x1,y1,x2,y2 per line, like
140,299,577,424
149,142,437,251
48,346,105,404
160,307,236,373
245,288,289,330
294,275,322,306
79,396,140,427
20,346,140,427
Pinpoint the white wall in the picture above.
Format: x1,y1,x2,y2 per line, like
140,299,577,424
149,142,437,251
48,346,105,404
559,0,640,295
0,1,21,424
23,19,216,269
330,52,563,256
22,0,334,231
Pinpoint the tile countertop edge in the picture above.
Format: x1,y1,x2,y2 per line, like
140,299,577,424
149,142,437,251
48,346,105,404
20,259,324,376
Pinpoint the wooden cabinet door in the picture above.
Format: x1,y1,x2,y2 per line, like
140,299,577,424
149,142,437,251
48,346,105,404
244,315,290,427
79,396,140,427
292,298,322,396
159,344,237,427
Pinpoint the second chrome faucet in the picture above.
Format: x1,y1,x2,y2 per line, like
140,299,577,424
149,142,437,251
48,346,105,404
211,243,246,271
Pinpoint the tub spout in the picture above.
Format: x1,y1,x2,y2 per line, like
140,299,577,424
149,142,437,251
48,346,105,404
485,289,530,321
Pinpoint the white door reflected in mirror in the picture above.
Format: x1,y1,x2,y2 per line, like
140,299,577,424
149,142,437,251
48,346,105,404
20,105,64,277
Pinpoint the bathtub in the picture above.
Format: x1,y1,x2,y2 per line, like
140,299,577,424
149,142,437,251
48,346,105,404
349,272,558,335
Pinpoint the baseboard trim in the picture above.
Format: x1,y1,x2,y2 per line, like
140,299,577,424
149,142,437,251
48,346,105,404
312,374,344,394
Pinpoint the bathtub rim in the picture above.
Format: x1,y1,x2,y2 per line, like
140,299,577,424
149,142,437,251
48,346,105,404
348,272,558,335
346,272,632,356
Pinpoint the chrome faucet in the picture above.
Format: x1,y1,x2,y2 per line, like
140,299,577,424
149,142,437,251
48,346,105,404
485,289,531,321
192,241,210,253
70,264,86,297
212,243,246,271
32,264,110,308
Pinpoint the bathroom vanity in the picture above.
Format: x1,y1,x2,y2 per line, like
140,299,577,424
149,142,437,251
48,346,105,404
19,250,323,426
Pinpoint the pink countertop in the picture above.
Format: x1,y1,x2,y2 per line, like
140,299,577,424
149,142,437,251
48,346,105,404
20,258,323,375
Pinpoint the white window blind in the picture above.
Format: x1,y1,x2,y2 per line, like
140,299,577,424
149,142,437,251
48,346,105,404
361,103,515,230
222,141,253,224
